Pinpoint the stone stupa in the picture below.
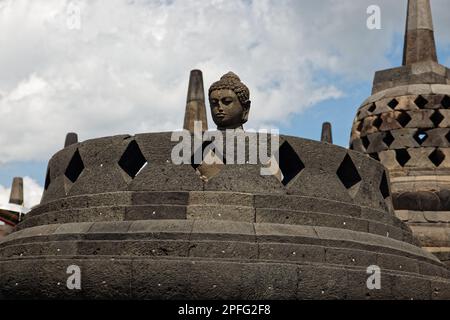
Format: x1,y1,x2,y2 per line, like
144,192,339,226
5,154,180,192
0,178,27,238
0,65,450,299
350,0,450,266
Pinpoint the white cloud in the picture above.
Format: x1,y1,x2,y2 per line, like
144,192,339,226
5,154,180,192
0,176,43,209
0,0,449,164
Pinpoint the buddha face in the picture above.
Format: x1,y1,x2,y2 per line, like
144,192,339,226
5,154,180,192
209,89,250,129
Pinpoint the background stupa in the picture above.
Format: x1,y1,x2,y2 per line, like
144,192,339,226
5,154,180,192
350,0,450,265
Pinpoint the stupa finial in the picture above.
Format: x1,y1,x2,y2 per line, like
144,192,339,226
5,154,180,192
321,122,333,144
183,70,208,133
403,0,438,65
9,177,23,206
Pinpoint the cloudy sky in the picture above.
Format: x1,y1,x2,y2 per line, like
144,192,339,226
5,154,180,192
1,0,450,209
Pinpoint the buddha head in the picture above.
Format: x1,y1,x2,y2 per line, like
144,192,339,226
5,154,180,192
208,72,251,130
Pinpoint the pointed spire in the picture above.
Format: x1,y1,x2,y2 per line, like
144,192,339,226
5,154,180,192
64,132,78,148
9,177,24,206
183,70,208,133
321,122,333,144
403,0,438,65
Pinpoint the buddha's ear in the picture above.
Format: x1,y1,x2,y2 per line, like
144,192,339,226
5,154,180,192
242,100,251,124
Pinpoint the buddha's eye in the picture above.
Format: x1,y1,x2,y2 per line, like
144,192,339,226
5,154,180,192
210,99,219,105
222,97,233,105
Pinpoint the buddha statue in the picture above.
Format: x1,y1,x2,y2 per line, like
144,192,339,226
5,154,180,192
208,72,251,130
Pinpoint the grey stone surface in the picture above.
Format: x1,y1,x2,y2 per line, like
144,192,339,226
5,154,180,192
187,205,254,222
191,220,255,241
125,205,187,221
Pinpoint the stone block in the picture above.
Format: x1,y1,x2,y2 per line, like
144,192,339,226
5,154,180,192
81,259,133,299
132,191,189,206
390,274,431,300
188,191,253,206
188,261,252,300
129,164,204,192
128,220,193,240
248,263,299,300
297,265,348,300
187,205,254,222
255,223,317,242
325,247,377,267
286,169,353,203
54,222,93,235
259,243,325,263
191,220,255,241
67,165,130,196
131,259,192,299
377,253,419,273
125,205,187,221
189,241,258,260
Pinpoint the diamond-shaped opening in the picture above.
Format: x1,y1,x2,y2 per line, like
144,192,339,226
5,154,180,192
361,136,370,150
191,141,225,170
395,149,411,167
65,149,85,183
441,95,450,109
336,154,362,190
278,142,305,186
383,132,395,147
430,110,444,127
380,171,390,199
429,148,445,167
44,168,51,190
415,95,429,109
369,153,380,161
446,131,450,144
372,117,382,129
397,112,412,127
414,130,428,145
356,121,363,132
368,103,376,113
388,99,399,109
118,140,147,179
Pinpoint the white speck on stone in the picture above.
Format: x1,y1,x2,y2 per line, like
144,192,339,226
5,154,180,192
100,164,103,167
221,250,226,254
351,258,356,262
57,249,61,252
152,211,156,215
158,284,161,287
292,252,296,256
399,265,402,269
15,283,18,286
343,222,346,226
152,250,156,253
386,232,390,237
57,282,61,286
321,290,325,294
102,281,106,284
268,286,273,290
213,285,217,288
218,214,222,217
